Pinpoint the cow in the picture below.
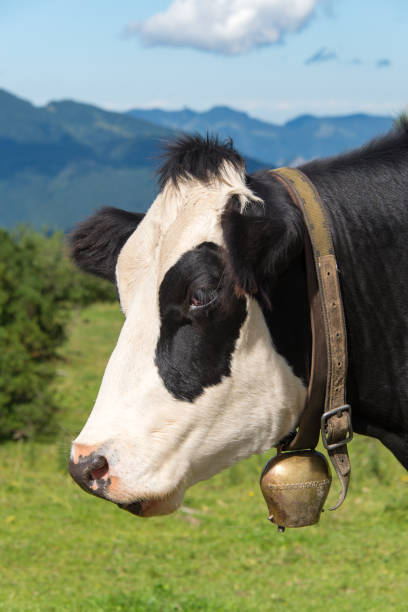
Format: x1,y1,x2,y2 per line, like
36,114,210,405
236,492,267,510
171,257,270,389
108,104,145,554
69,122,408,517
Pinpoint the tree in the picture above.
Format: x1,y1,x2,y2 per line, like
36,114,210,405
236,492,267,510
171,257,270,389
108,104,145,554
0,228,115,440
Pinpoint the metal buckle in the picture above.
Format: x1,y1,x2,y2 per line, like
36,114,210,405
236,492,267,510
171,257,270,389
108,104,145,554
321,404,353,451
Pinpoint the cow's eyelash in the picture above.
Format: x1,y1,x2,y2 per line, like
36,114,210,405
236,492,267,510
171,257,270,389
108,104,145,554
190,296,217,311
189,288,218,311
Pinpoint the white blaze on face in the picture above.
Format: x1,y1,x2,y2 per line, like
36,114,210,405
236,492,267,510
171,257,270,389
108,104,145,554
72,164,306,511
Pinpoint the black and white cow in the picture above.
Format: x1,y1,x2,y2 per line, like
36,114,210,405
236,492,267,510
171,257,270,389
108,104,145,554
69,124,408,517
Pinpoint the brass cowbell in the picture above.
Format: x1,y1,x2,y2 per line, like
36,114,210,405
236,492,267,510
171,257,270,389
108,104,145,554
260,449,331,532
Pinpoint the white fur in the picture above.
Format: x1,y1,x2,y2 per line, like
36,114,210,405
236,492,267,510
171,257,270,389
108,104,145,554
72,165,306,511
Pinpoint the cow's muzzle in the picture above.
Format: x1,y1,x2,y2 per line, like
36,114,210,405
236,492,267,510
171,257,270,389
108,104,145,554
69,443,185,516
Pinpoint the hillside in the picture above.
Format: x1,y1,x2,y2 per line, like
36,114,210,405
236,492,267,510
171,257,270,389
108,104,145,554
0,88,395,230
0,89,177,229
127,106,394,166
0,90,266,229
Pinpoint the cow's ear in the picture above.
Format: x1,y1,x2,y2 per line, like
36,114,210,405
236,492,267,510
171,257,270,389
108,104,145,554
221,194,303,297
69,207,144,282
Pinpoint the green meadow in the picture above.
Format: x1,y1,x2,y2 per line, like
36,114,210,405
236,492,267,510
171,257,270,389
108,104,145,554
1,303,408,611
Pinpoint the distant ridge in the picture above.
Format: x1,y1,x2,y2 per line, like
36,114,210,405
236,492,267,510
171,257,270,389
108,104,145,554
0,88,175,229
0,88,395,229
0,90,266,229
127,106,394,166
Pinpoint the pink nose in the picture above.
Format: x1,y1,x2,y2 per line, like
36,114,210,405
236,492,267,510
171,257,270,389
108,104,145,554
68,443,110,497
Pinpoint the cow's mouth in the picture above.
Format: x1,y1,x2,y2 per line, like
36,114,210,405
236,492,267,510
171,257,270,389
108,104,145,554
117,492,183,517
118,501,143,516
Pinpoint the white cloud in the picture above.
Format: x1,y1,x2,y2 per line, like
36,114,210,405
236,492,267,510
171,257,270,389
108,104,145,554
127,0,322,55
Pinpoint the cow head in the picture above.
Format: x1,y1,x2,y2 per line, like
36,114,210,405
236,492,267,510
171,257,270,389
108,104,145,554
68,135,306,517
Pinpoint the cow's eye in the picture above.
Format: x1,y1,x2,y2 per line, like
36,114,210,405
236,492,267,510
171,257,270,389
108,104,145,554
190,288,217,310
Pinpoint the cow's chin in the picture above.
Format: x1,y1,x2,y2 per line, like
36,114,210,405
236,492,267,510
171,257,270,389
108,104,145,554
117,490,184,518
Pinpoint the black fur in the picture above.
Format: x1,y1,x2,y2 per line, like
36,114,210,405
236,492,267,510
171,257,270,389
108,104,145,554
69,207,144,282
157,133,245,191
155,242,247,401
221,178,304,298
221,123,408,467
300,122,408,466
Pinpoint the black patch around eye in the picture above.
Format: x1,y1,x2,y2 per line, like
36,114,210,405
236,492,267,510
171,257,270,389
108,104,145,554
155,242,247,401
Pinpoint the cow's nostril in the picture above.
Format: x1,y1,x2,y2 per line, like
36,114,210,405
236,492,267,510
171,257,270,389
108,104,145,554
69,450,110,496
90,456,109,481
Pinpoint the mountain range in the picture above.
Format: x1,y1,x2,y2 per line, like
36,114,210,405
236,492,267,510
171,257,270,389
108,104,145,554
0,88,395,230
127,106,393,167
0,89,173,229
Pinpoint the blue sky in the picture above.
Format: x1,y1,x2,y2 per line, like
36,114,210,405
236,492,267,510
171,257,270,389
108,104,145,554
1,0,407,123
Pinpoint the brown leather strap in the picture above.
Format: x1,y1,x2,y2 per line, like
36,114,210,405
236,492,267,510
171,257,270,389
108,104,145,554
271,167,352,510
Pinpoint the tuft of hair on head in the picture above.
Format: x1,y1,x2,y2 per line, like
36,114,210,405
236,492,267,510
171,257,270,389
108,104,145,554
157,133,245,191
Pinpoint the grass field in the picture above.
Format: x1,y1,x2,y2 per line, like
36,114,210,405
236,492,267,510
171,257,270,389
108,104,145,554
1,303,408,611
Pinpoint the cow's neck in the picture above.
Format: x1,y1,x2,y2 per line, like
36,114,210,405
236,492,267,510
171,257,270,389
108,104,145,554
246,172,312,386
301,145,408,467
256,253,311,386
